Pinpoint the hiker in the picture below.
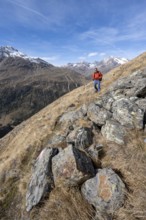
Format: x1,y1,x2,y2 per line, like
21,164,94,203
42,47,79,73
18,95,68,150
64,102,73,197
92,68,103,92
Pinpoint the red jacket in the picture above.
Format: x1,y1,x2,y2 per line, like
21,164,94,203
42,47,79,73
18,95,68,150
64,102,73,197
92,71,103,80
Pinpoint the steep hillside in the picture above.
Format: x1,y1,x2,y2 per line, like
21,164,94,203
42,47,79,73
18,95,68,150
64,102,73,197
0,52,146,220
0,47,87,138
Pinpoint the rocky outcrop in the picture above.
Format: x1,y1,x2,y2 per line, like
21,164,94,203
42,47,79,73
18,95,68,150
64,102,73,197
87,103,112,126
25,69,146,216
101,120,126,145
52,145,95,186
110,70,146,97
86,70,146,145
26,147,58,212
112,98,144,129
27,69,146,213
81,168,125,216
59,105,87,124
136,98,146,111
66,127,93,149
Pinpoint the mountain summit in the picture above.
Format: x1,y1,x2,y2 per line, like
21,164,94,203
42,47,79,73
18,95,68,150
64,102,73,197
65,56,129,76
0,46,49,65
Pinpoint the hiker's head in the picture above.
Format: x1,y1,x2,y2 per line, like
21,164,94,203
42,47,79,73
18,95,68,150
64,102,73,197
95,68,98,72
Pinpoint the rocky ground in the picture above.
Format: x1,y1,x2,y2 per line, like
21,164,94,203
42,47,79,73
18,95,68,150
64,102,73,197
0,52,146,220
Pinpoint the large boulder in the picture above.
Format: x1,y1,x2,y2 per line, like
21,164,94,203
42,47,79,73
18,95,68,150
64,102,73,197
81,168,125,216
101,119,126,145
109,70,146,98
112,98,144,129
26,147,58,212
66,127,93,149
87,103,112,126
101,93,115,111
59,105,87,124
52,145,95,186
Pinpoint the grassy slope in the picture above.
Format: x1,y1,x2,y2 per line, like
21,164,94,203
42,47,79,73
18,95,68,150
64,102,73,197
0,52,146,220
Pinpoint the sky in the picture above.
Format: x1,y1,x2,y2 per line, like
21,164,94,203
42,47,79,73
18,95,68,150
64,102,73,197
0,0,146,65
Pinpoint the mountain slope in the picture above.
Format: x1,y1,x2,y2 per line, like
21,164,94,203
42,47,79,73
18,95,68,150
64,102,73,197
0,52,145,220
65,56,129,76
0,47,88,138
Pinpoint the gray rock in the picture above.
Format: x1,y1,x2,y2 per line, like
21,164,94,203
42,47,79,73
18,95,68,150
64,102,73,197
111,90,126,101
66,127,93,149
26,147,58,212
94,99,103,108
109,69,146,98
133,78,146,98
52,145,95,186
80,104,88,115
112,98,144,129
101,93,114,111
86,144,103,166
109,77,133,92
130,69,145,78
130,96,139,102
81,168,125,215
87,103,112,126
136,98,146,111
59,105,87,124
101,120,126,145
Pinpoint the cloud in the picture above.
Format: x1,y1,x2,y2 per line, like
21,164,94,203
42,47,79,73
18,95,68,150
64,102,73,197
79,11,146,46
6,0,48,23
99,52,106,56
4,0,70,29
88,52,98,57
41,56,59,62
78,56,86,60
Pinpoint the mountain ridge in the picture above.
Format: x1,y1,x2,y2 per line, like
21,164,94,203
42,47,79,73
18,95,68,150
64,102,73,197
64,56,129,76
0,46,50,65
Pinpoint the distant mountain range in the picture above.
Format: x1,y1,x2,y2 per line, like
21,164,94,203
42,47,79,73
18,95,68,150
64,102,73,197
0,46,87,138
65,57,129,76
0,46,49,65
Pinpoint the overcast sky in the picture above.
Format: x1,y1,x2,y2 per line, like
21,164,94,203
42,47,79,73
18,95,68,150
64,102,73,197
1,0,146,65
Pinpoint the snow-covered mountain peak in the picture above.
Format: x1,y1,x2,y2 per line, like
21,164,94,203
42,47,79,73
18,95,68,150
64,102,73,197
65,56,129,76
0,46,49,65
0,46,27,58
103,56,128,64
113,57,129,64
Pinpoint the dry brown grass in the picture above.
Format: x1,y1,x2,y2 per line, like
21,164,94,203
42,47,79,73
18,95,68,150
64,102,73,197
30,187,94,220
101,130,146,220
